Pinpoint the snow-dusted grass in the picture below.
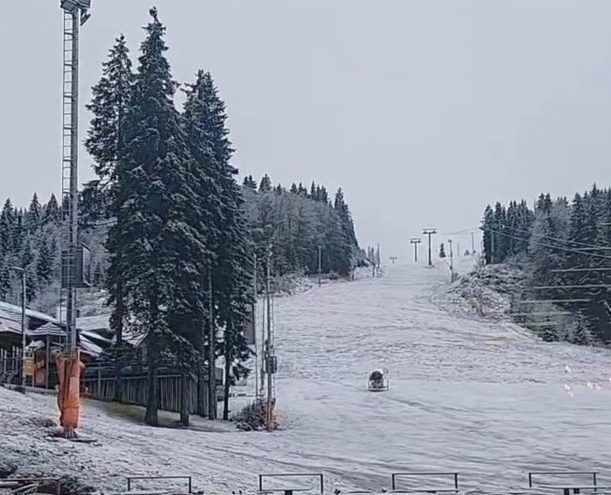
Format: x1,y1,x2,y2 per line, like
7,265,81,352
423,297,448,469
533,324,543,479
2,260,611,494
431,258,525,321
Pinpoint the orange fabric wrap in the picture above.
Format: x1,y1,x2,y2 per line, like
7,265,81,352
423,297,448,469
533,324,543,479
56,351,84,429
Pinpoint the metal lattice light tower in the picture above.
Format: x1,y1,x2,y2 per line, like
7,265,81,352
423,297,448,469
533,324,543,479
60,0,90,353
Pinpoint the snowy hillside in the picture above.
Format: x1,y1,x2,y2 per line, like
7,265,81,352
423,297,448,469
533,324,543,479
432,260,526,320
3,260,611,494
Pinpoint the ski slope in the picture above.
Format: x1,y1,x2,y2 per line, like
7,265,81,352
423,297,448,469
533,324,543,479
2,259,611,493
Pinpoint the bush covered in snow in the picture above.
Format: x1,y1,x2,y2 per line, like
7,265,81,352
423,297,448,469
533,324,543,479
233,400,266,431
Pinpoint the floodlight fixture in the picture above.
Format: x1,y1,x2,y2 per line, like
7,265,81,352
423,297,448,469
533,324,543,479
60,0,91,12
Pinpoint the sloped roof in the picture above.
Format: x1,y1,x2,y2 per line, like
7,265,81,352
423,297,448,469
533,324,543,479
29,322,66,338
0,301,60,326
79,335,103,357
77,314,110,332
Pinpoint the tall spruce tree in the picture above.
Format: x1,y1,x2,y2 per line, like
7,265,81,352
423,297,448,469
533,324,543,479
334,188,358,248
43,194,60,225
36,237,54,285
111,8,199,426
0,199,16,256
84,33,134,403
27,194,42,232
83,34,134,221
183,70,254,420
242,175,257,190
259,174,272,193
482,205,494,264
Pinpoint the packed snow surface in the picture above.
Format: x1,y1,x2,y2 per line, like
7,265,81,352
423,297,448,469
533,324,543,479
2,259,611,493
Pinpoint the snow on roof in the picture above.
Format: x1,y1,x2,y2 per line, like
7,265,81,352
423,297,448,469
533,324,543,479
77,314,110,332
79,335,103,357
0,301,60,326
80,329,113,345
29,322,67,338
0,316,21,334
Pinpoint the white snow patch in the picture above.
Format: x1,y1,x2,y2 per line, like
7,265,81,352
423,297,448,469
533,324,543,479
3,261,611,494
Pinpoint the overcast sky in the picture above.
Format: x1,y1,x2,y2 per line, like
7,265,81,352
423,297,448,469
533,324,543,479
2,1,611,256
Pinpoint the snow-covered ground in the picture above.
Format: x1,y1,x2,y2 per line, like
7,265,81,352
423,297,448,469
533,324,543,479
2,258,611,494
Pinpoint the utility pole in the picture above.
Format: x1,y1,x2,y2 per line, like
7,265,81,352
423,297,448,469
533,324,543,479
422,228,437,267
265,256,272,424
253,253,259,401
263,245,276,430
318,245,322,287
471,232,475,254
410,238,421,262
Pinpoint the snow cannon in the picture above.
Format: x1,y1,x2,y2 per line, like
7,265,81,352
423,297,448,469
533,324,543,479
368,369,389,392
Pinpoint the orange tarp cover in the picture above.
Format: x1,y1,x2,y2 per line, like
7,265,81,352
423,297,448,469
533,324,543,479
56,350,84,429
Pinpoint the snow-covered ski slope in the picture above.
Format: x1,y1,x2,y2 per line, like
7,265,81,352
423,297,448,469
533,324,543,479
2,259,611,493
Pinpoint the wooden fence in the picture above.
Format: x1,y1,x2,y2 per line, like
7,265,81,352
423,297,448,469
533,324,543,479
0,347,22,385
82,365,223,416
0,349,222,416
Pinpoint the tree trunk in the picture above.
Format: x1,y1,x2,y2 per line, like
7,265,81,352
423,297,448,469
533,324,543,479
197,366,207,417
180,372,190,426
208,269,217,420
196,317,207,417
114,280,124,403
144,336,159,426
223,343,231,421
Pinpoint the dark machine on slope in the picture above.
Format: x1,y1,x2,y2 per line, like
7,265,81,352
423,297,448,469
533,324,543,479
368,368,389,392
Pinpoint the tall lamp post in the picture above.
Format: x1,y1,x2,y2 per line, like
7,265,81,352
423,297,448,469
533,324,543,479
60,0,90,356
59,0,91,438
10,267,26,393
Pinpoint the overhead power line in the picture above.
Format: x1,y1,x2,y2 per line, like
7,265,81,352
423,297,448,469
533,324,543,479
482,227,611,262
496,223,611,252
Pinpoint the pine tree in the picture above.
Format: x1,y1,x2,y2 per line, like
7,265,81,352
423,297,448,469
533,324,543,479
242,175,257,190
43,194,60,225
259,174,272,193
493,202,508,262
85,33,134,403
334,188,358,248
83,34,134,221
36,237,54,285
310,181,317,199
111,7,199,426
319,186,329,204
0,199,16,256
481,205,494,264
182,70,255,420
27,194,42,232
20,235,38,302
